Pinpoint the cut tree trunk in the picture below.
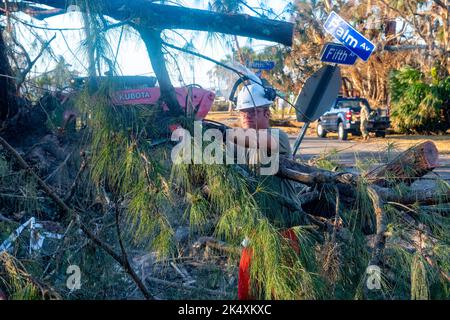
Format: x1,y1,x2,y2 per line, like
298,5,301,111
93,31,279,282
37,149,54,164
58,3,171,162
276,142,446,207
365,141,439,186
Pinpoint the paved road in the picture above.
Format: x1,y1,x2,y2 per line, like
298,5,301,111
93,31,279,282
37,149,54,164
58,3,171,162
206,113,450,181
289,136,450,181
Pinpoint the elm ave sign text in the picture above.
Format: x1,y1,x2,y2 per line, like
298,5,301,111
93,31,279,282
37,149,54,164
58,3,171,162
324,11,375,62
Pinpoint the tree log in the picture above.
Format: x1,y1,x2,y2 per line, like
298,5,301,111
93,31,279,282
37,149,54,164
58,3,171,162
365,141,439,186
25,1,294,46
277,142,440,190
371,185,450,205
277,156,357,186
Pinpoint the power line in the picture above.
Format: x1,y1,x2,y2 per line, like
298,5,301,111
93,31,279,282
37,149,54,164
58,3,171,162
162,40,312,122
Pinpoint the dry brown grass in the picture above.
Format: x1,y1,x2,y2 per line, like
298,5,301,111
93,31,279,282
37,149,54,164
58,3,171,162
384,135,450,154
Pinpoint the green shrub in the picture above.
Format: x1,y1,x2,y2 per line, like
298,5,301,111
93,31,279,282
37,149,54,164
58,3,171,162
389,66,450,134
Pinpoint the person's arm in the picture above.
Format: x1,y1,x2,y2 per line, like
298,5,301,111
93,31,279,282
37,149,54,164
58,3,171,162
228,128,279,153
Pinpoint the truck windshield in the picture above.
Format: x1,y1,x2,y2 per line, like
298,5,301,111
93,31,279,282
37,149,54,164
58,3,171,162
336,99,370,112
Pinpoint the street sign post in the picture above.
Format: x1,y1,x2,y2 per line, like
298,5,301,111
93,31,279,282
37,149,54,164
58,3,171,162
292,65,342,157
320,42,358,65
248,60,275,70
324,11,375,61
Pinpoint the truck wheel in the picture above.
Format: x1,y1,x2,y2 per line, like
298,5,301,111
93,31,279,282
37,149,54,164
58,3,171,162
317,123,327,138
338,122,348,141
375,131,386,138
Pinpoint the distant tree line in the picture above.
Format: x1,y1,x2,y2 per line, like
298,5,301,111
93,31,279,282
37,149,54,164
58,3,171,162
210,0,449,133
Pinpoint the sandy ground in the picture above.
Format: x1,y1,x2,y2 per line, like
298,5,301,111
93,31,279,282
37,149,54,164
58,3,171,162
207,112,450,182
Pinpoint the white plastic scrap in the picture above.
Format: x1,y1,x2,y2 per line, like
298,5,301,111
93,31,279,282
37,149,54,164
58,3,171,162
241,237,250,248
0,217,63,254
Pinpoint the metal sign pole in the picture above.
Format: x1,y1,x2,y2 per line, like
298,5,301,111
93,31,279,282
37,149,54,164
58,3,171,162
292,121,310,158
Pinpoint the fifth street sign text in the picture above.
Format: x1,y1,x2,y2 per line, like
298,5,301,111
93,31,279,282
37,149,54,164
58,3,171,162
320,42,358,65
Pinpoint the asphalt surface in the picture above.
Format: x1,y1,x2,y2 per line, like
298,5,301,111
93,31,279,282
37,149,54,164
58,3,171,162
206,112,450,182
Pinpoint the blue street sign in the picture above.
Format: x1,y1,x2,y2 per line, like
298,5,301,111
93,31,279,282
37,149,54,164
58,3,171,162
248,60,275,70
320,42,358,65
323,11,375,61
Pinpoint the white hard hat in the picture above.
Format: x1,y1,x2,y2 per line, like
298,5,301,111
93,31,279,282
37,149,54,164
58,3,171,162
236,84,273,111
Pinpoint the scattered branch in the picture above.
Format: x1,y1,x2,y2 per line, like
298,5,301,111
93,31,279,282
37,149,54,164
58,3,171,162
63,152,88,203
145,276,230,298
16,34,56,90
0,135,155,300
364,185,387,299
0,213,14,223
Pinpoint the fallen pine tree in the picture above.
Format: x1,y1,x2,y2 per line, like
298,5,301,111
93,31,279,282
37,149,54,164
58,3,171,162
0,1,448,301
1,118,449,299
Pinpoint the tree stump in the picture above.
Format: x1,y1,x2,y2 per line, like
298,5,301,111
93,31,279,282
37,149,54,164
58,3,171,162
365,141,439,186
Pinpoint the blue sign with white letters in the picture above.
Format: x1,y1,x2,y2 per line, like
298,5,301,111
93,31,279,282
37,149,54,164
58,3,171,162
324,11,375,61
320,42,358,65
248,60,275,70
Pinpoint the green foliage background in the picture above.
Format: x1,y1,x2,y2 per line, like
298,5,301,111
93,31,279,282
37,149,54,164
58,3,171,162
388,65,450,134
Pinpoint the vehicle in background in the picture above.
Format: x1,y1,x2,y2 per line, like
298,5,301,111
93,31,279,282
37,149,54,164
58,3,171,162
316,97,390,140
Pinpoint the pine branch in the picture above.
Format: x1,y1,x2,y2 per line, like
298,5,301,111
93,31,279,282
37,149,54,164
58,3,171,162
145,276,230,297
113,201,151,300
16,33,56,90
63,152,88,203
0,135,155,300
0,2,64,20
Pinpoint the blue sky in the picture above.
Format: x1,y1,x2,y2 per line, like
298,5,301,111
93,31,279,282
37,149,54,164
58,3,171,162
10,0,292,88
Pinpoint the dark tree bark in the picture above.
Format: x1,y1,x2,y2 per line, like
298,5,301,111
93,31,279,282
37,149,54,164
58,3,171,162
365,141,439,186
20,1,293,116
137,28,182,115
277,156,357,186
0,27,17,123
25,1,294,46
0,28,54,148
